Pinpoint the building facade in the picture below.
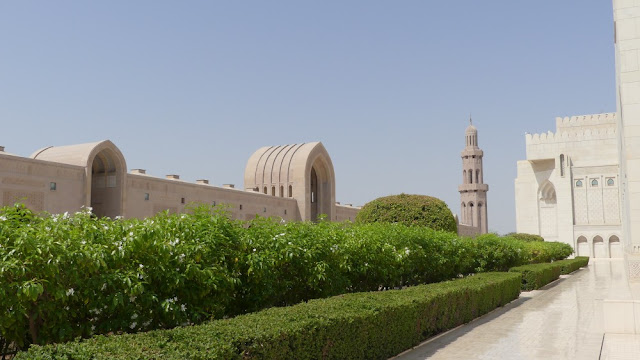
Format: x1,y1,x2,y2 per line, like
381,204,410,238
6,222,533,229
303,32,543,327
458,120,489,236
0,140,360,222
514,113,624,258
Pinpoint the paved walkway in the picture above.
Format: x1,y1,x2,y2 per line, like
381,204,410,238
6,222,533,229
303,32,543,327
393,260,640,360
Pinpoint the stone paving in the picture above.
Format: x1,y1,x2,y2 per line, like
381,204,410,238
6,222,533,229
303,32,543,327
392,260,640,360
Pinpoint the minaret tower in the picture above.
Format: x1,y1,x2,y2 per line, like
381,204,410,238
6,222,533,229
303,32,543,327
458,117,489,234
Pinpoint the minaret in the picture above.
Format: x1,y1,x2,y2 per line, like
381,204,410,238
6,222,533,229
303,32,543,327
458,117,489,234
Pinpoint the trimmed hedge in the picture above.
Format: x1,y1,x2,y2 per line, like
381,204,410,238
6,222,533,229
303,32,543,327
509,257,589,291
557,256,590,275
16,272,522,360
355,194,457,233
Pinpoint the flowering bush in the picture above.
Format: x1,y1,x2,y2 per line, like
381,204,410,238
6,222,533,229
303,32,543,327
0,203,572,349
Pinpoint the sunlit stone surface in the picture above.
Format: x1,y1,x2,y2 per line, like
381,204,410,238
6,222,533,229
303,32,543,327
393,260,640,360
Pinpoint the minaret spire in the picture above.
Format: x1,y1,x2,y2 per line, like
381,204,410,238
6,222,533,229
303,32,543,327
459,118,488,236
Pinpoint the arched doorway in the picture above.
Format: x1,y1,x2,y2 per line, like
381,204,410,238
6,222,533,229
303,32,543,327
310,167,318,221
593,236,605,258
577,236,589,257
308,155,333,222
90,148,125,218
538,181,558,240
609,235,623,258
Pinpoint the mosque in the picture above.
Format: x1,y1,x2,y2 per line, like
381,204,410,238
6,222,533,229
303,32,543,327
514,2,640,289
0,122,488,237
0,141,360,223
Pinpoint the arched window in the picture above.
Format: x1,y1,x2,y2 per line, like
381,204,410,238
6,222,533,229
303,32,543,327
469,169,473,184
607,178,615,186
575,180,583,188
468,202,475,227
288,185,292,197
463,170,467,184
461,203,466,223
264,186,268,194
271,186,276,196
591,179,598,187
476,169,480,184
560,154,565,177
280,186,284,197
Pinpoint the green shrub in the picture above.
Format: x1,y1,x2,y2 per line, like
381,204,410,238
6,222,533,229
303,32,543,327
355,194,457,233
555,257,590,274
16,272,522,360
0,204,242,348
469,234,528,272
521,241,573,263
508,263,561,291
505,232,545,242
0,203,573,350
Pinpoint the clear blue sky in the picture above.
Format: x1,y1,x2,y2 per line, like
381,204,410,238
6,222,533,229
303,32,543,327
0,1,615,234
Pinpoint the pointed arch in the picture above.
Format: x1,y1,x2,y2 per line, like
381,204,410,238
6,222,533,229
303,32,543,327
538,180,558,240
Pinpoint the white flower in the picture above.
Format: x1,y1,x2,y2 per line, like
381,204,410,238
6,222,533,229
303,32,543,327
0,216,6,221
91,325,96,331
66,288,75,296
139,264,144,269
178,254,185,263
130,295,137,302
131,313,138,319
180,304,187,312
130,322,137,329
253,248,257,252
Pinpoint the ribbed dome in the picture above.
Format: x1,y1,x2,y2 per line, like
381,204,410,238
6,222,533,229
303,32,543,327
465,124,477,134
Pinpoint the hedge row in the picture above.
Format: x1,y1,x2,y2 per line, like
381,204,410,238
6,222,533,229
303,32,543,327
509,257,590,291
0,204,573,348
16,272,523,360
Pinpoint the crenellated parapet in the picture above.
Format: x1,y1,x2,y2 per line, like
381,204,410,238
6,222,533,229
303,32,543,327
555,112,616,130
526,125,617,146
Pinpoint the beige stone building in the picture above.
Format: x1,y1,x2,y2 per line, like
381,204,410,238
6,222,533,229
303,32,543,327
514,113,623,258
0,140,360,222
515,0,640,334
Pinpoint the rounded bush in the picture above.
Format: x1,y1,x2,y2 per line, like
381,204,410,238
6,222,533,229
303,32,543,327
355,194,457,233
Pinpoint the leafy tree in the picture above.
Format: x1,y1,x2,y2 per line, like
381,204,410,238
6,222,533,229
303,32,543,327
356,194,457,233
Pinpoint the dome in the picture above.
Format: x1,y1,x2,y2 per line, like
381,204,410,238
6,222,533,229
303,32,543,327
465,124,477,134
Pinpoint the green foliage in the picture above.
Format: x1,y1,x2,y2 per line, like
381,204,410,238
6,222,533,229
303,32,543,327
355,194,457,233
0,203,573,350
16,272,522,360
508,257,588,291
556,256,590,274
505,232,545,242
0,204,241,348
521,240,573,264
